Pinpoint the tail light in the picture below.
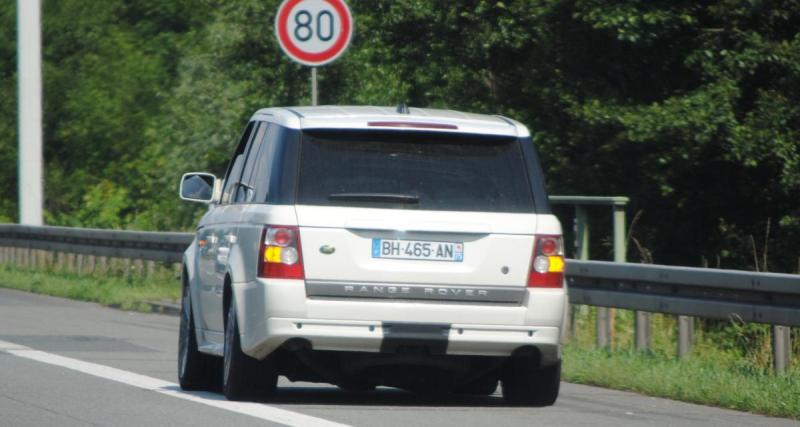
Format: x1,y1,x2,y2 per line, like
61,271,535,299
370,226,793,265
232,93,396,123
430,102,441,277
527,235,564,288
258,225,305,279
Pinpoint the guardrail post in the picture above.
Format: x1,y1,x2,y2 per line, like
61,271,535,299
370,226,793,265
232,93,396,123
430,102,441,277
773,325,791,374
635,311,651,351
678,316,694,358
568,206,591,340
596,307,611,348
575,205,611,348
576,206,590,261
601,203,627,349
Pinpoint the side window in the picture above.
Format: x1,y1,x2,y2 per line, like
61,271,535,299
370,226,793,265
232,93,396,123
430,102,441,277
221,155,246,204
252,124,282,203
221,122,257,204
234,123,269,203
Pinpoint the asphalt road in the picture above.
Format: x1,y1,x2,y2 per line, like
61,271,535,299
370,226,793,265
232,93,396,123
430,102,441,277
0,288,796,427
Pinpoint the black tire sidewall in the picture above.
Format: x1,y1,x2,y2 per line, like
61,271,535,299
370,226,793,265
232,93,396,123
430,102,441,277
223,302,251,400
502,359,561,406
178,284,204,389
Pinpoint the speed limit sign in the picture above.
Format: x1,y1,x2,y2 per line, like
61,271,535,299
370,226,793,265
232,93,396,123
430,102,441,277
275,0,354,67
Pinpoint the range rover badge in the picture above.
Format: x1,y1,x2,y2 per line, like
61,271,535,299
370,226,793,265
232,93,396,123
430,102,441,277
320,245,335,255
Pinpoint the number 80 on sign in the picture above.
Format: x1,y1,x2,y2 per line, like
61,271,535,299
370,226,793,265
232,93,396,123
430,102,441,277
275,0,354,67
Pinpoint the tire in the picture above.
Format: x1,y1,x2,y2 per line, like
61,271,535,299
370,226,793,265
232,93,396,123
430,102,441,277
501,360,561,406
223,301,278,401
178,282,222,391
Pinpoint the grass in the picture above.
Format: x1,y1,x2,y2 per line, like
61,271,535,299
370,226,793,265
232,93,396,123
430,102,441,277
563,346,800,418
0,264,180,312
563,306,800,419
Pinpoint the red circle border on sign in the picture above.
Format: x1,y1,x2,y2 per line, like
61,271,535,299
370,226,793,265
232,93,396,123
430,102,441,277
276,0,353,66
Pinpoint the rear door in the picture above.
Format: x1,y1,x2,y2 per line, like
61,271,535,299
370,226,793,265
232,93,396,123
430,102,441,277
296,131,538,302
196,122,264,333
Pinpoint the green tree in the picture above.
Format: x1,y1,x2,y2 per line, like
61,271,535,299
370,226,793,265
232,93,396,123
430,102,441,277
1,0,798,272
0,5,17,223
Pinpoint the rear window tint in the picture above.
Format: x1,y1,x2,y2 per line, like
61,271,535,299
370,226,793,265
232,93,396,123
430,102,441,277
297,131,534,213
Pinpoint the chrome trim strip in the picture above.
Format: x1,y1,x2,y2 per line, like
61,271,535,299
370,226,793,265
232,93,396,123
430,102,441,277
305,280,525,304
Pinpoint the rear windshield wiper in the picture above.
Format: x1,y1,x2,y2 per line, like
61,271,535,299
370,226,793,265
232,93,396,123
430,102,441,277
328,193,420,204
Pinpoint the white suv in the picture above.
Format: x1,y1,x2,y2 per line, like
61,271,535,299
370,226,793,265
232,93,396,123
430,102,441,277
178,106,566,405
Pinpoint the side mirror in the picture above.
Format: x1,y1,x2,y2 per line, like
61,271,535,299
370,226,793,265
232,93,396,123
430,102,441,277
180,172,217,203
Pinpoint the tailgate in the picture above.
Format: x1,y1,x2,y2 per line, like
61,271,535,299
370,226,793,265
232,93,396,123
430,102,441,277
298,206,536,298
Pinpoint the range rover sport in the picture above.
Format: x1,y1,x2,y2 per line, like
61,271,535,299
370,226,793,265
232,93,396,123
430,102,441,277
178,106,567,405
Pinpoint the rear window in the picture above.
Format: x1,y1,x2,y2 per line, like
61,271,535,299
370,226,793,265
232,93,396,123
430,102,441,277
297,131,534,213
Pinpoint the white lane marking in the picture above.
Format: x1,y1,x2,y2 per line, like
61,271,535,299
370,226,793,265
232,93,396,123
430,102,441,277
0,339,349,427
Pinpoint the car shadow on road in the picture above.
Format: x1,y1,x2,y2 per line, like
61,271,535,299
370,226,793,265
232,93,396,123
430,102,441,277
162,384,527,407
270,386,509,407
162,384,554,408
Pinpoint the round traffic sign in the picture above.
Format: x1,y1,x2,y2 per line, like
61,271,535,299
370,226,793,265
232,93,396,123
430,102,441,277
275,0,353,67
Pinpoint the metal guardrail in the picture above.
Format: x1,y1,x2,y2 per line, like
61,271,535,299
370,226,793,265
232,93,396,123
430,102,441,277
1,224,797,325
567,260,800,328
0,224,797,370
0,224,192,263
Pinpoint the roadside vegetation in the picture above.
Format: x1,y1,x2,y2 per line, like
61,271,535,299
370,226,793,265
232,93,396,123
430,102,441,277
1,1,799,274
0,264,179,312
563,306,800,419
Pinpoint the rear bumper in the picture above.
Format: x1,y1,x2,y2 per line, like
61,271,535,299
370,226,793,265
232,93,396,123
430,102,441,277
233,278,565,364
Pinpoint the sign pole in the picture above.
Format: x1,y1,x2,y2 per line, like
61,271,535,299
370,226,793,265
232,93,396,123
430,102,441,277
17,0,44,226
311,67,318,106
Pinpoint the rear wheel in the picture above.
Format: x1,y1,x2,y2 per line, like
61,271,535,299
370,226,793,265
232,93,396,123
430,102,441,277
501,359,560,406
178,282,221,390
223,302,278,401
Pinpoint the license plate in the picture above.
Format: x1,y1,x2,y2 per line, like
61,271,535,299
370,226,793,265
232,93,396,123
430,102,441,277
371,238,464,262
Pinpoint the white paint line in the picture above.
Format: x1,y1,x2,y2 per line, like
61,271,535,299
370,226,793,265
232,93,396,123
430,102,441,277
0,339,349,427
